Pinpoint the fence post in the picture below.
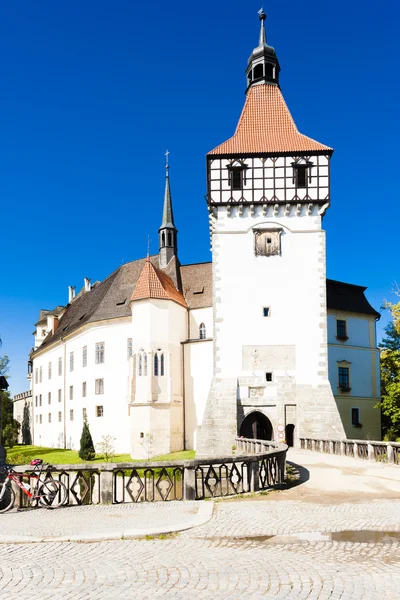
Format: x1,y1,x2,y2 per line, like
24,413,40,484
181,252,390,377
101,467,113,504
387,444,394,464
353,442,358,459
249,459,260,493
367,443,374,461
340,441,346,456
184,466,196,500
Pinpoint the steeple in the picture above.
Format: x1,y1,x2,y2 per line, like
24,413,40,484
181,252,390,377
246,10,280,92
159,154,178,269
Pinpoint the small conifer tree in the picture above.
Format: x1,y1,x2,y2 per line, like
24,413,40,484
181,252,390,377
79,420,95,461
22,401,32,445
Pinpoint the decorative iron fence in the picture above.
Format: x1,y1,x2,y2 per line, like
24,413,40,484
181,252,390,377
10,439,287,507
299,437,400,465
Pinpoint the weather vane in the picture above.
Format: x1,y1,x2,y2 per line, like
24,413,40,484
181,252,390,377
165,149,170,168
147,235,151,259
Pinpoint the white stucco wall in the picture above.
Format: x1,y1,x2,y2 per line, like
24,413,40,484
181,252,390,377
32,318,132,453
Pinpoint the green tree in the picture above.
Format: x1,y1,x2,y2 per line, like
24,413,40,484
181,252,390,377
378,294,400,440
21,401,32,445
79,420,95,461
0,355,21,447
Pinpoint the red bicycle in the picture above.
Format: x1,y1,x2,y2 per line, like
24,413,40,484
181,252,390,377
0,459,68,513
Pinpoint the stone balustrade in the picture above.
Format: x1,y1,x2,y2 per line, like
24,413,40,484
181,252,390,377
299,437,400,465
9,440,288,507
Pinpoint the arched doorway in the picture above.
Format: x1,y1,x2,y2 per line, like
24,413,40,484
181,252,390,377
285,424,295,447
240,411,273,441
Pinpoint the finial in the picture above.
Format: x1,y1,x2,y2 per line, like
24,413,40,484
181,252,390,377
165,149,170,172
258,8,267,45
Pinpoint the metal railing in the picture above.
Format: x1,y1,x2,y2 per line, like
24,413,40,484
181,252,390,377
299,438,400,465
9,439,287,507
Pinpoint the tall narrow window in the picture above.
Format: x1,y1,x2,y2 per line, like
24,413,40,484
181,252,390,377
83,408,87,421
127,338,133,360
351,407,360,427
35,368,38,384
138,354,142,376
154,353,159,376
70,409,74,421
48,413,51,423
144,353,148,376
199,323,206,340
58,411,62,422
82,382,87,397
70,351,74,372
296,166,307,188
69,385,74,400
95,378,104,395
39,394,42,406
58,357,62,376
82,345,87,367
48,392,51,405
338,367,350,390
95,342,105,364
96,406,104,417
230,167,243,190
48,362,52,380
336,320,348,340
160,353,164,376
35,396,38,407
58,389,62,403
39,366,43,383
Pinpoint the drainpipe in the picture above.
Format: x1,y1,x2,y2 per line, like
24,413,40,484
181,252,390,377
62,338,67,449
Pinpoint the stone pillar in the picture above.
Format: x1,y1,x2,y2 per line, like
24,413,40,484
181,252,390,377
387,444,394,464
249,460,260,493
367,443,374,461
183,466,196,500
100,468,113,504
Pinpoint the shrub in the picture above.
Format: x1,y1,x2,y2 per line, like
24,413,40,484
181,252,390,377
79,421,95,461
96,435,116,462
3,422,20,448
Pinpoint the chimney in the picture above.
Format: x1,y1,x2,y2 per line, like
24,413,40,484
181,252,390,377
47,315,59,335
68,286,76,303
84,277,91,292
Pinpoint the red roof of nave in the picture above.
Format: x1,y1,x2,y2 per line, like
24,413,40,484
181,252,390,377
208,84,332,156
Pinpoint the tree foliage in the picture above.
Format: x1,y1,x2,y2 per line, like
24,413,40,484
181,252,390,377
79,420,95,461
379,292,400,441
0,355,20,448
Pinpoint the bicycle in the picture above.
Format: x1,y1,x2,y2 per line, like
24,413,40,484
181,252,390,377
0,459,68,513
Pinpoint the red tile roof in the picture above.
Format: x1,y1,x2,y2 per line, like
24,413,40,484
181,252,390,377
208,84,332,155
130,259,188,308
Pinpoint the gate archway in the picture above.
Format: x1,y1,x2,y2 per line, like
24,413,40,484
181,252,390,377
239,411,273,441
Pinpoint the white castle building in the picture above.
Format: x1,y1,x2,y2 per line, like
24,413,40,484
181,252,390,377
14,12,381,456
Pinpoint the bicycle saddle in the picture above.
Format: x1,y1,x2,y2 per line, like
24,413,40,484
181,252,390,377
30,459,43,466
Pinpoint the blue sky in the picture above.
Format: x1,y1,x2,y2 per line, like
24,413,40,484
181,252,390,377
1,0,398,394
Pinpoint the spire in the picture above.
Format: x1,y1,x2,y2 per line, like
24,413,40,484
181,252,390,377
258,9,266,46
159,152,178,269
161,162,176,229
246,10,280,92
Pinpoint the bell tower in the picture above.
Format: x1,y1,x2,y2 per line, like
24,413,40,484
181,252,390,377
159,156,178,269
197,11,345,456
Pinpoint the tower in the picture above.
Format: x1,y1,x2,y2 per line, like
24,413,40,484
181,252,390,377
197,12,345,456
159,161,178,269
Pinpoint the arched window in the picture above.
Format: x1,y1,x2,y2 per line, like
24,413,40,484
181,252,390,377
253,64,264,80
161,232,165,247
138,353,142,376
265,63,274,79
168,232,172,246
199,323,206,340
154,353,159,376
144,353,147,376
160,353,164,376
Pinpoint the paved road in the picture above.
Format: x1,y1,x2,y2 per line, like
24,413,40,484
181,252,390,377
1,449,400,599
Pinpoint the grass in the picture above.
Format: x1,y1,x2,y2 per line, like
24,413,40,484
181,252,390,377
5,445,195,466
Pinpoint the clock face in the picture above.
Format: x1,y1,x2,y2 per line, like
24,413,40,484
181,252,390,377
208,155,330,205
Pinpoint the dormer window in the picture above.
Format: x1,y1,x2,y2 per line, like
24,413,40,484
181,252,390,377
228,164,246,190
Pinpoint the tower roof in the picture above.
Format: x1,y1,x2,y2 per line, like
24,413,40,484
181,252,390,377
159,165,176,231
130,259,187,308
208,84,332,156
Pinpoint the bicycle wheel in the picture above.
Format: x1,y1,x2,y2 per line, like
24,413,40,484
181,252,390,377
0,482,15,513
38,479,68,509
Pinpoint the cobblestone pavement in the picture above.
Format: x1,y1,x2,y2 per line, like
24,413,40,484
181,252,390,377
1,450,400,599
0,502,206,541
